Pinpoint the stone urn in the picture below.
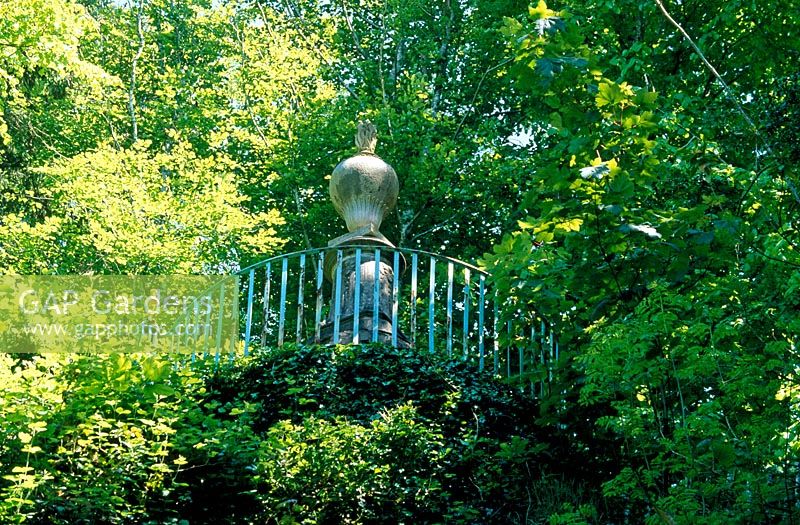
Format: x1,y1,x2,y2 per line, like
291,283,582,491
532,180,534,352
319,121,410,347
329,121,399,233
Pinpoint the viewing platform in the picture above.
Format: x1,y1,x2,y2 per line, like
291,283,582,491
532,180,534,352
188,122,561,396
171,123,560,395
235,244,560,396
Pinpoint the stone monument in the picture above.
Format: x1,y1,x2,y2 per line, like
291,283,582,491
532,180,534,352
319,122,411,347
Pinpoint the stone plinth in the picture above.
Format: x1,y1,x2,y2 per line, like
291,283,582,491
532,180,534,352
319,247,411,347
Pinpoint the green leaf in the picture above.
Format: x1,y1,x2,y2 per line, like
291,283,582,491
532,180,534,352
529,0,557,20
608,173,634,196
637,90,658,106
556,218,583,232
596,81,630,107
145,384,176,398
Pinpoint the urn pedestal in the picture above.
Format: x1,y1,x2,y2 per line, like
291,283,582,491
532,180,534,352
318,121,410,347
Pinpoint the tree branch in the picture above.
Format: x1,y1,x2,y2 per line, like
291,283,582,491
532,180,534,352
128,0,146,143
651,3,744,121
454,57,513,140
653,0,787,214
431,0,456,115
341,0,368,61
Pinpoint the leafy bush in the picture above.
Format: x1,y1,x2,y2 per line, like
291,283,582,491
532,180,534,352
190,343,554,523
0,353,221,524
0,345,574,524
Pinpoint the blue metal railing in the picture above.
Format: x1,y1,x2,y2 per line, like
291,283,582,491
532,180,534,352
233,245,561,394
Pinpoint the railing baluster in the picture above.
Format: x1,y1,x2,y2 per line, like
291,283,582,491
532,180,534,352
539,319,552,398
373,249,381,343
333,249,343,345
214,280,226,365
410,252,418,346
493,296,499,374
261,262,271,345
478,276,485,371
168,318,174,355
314,256,323,343
296,254,306,343
534,323,543,398
353,248,362,344
186,306,192,353
549,330,554,384
229,304,238,358
391,251,399,347
428,257,436,353
541,319,547,388
446,262,454,357
190,304,198,363
462,268,471,361
244,269,255,356
506,321,512,378
202,290,212,358
555,338,560,405
278,257,288,346
169,319,175,355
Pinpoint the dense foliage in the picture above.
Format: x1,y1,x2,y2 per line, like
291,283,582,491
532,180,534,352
1,0,799,523
483,0,800,522
0,346,559,524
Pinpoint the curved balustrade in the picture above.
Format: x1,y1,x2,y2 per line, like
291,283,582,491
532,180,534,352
236,245,561,393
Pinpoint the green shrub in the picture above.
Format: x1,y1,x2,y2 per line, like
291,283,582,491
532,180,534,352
0,345,575,524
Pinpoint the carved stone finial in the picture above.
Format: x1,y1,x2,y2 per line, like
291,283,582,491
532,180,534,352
355,120,377,154
321,123,409,347
330,121,398,235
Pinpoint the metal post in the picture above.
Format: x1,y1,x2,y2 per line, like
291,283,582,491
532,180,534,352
261,262,271,345
391,251,399,346
477,276,485,371
428,257,436,353
462,268,471,361
410,252,418,346
333,249,343,345
446,261,454,357
373,249,381,343
244,269,255,355
296,253,306,343
353,248,362,344
314,256,323,343
278,257,288,346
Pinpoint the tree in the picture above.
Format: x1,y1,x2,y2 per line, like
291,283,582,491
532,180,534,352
1,0,288,274
484,0,800,521
2,0,800,522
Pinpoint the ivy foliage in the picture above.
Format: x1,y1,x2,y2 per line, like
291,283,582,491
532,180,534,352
0,345,576,524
